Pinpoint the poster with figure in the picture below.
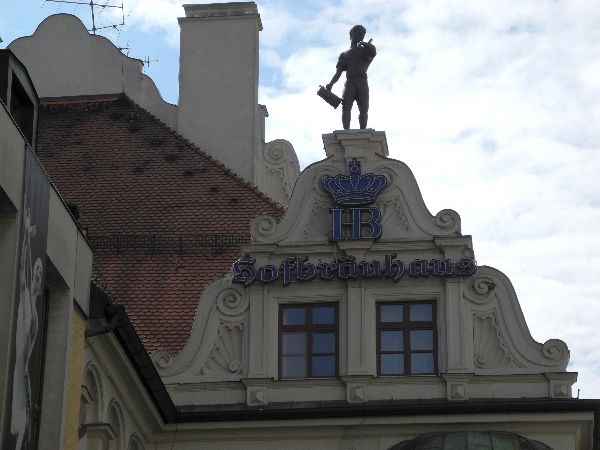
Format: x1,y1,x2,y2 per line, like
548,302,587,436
2,147,50,450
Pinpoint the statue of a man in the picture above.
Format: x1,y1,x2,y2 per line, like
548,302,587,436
326,25,377,130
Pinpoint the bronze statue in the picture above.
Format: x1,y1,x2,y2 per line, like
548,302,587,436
324,25,376,130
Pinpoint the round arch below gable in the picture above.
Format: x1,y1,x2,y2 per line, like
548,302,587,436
389,431,552,450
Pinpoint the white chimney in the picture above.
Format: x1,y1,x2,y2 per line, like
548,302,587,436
177,2,261,182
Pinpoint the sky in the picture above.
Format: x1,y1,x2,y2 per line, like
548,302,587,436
2,0,600,398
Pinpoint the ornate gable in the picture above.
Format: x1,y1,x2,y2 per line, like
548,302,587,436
155,130,574,408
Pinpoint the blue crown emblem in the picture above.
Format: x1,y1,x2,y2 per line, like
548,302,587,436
322,159,388,206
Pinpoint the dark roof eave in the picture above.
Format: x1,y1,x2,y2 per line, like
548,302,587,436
89,281,178,423
173,397,600,424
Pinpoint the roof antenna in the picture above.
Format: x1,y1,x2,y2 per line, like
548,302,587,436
44,0,125,35
142,56,159,68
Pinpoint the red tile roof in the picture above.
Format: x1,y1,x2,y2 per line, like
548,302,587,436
37,95,284,353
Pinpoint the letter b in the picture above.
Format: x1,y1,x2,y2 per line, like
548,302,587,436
330,208,383,241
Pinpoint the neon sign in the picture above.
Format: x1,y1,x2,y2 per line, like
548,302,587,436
232,255,477,287
231,160,477,288
322,159,386,241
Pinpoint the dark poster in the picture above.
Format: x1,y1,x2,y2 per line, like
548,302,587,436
2,147,50,450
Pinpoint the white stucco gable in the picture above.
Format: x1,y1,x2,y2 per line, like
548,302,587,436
153,129,574,409
8,14,178,129
251,130,461,245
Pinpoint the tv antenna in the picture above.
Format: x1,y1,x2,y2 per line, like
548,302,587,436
118,41,130,56
44,0,125,35
142,56,159,67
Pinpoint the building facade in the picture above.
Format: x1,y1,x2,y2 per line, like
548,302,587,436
1,2,598,449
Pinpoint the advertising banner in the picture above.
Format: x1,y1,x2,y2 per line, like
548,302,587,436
2,146,50,450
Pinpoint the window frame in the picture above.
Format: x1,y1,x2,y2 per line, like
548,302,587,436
376,301,437,376
278,303,339,379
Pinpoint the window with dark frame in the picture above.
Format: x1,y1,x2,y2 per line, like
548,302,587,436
377,302,436,376
279,303,338,379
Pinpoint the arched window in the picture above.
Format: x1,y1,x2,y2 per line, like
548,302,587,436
389,431,552,450
107,402,124,450
127,434,145,450
81,364,102,425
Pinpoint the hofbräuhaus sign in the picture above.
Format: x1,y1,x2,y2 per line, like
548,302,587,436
233,159,477,287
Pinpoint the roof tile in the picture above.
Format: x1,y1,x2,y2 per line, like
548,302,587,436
37,95,284,353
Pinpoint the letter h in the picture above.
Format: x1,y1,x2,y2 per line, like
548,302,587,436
330,208,383,241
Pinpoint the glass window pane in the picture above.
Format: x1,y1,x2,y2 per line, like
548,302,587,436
282,333,306,355
312,306,335,324
282,356,306,378
411,353,434,374
410,304,432,322
283,307,305,325
380,304,403,322
311,355,335,377
381,330,404,351
381,354,404,375
410,330,433,351
312,333,335,354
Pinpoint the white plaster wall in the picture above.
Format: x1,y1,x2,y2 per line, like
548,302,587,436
8,14,177,130
46,189,92,315
177,4,260,182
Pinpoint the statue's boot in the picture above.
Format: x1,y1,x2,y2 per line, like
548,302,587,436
359,112,368,129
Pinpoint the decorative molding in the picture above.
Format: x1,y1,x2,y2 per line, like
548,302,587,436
443,374,471,401
465,266,570,374
153,279,250,383
464,275,497,305
250,131,464,245
301,198,331,239
473,313,519,369
199,322,243,376
435,209,461,232
153,351,173,370
251,214,279,241
255,139,300,207
379,197,411,235
80,422,117,448
545,373,576,399
216,288,248,317
241,379,272,406
341,376,373,404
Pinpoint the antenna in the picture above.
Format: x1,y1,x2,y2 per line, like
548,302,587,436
118,41,130,56
42,0,158,68
142,56,159,68
44,0,125,35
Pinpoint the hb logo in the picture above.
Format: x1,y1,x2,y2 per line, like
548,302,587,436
322,159,388,241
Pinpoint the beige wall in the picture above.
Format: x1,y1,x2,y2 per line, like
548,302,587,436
63,307,86,450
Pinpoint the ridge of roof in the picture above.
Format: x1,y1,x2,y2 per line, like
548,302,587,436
39,94,286,214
